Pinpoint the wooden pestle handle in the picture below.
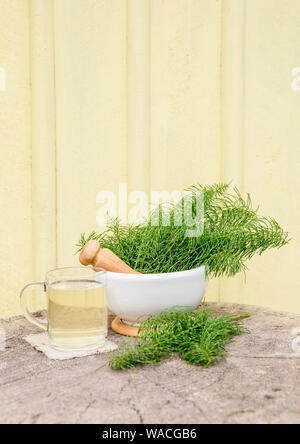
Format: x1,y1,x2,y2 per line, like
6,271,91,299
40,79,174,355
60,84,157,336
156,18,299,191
79,240,140,274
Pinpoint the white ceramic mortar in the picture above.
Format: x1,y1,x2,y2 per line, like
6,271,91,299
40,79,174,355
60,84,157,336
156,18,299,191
101,266,207,324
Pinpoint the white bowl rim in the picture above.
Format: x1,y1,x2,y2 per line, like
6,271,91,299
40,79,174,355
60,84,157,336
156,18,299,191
104,265,206,280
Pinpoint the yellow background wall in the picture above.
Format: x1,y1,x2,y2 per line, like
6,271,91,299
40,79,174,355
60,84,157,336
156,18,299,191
0,0,299,318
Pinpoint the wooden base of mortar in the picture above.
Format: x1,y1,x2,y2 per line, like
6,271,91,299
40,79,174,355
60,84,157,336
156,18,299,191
111,316,140,337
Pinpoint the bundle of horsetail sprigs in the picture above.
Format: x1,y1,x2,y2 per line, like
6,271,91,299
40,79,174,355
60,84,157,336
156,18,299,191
109,308,250,370
77,183,289,370
77,183,289,278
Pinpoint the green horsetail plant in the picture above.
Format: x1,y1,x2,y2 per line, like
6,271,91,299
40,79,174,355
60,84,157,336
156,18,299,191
76,183,289,278
109,308,250,370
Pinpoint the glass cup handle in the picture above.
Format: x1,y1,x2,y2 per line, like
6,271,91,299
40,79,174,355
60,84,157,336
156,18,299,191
20,282,47,331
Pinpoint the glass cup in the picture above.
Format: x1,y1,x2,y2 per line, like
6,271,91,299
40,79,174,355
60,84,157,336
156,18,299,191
20,266,107,351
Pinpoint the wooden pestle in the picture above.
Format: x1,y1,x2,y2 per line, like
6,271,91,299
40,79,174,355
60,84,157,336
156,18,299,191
79,240,140,274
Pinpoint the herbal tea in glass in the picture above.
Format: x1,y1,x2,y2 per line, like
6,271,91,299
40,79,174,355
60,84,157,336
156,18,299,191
20,267,107,352
48,279,107,350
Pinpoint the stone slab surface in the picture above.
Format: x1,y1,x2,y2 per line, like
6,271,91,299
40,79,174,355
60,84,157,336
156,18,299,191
0,303,300,424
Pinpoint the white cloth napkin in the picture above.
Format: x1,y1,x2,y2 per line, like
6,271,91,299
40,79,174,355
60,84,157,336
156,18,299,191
24,332,118,360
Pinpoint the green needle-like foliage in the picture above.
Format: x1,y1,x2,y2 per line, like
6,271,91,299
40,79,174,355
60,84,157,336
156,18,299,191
109,308,250,370
76,183,289,278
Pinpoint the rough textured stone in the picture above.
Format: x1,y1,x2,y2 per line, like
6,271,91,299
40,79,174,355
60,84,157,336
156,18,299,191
0,303,299,424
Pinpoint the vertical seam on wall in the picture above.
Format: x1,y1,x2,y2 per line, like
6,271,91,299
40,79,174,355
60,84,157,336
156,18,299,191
127,0,151,197
148,0,152,196
219,0,246,303
126,0,129,194
28,0,34,282
52,0,58,267
219,0,225,185
29,0,57,303
220,0,246,190
218,0,226,302
145,0,151,198
241,0,246,195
